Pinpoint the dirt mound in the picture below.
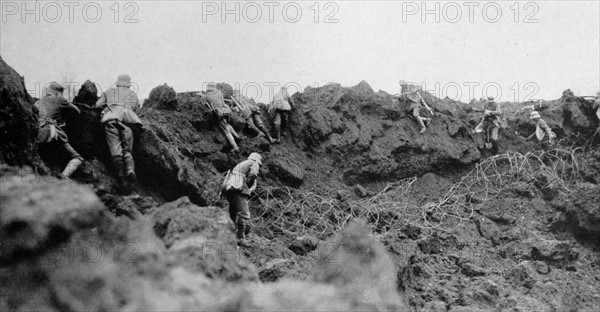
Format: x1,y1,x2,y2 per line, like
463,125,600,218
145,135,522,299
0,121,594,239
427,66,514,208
1,58,599,311
0,56,39,167
0,168,410,311
289,82,480,184
552,182,600,243
142,84,178,111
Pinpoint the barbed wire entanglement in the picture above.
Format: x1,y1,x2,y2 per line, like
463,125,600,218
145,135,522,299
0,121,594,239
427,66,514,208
249,148,583,237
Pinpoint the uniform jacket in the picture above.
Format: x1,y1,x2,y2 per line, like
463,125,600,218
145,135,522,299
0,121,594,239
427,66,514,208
35,95,72,142
233,92,259,119
36,95,71,125
535,119,556,141
205,89,232,117
270,89,292,113
96,87,140,123
225,159,260,196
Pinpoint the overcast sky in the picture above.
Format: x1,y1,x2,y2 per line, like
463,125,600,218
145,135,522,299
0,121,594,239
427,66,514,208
2,1,599,103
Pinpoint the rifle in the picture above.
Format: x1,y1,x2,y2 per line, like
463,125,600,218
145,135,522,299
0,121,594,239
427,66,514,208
514,105,536,115
415,92,434,116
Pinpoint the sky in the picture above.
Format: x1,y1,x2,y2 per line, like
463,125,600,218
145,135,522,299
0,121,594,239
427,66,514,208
1,1,599,104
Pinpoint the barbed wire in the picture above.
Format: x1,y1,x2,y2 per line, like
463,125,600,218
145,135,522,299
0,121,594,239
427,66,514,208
247,148,582,238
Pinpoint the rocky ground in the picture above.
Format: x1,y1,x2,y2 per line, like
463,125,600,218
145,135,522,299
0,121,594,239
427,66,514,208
1,55,600,311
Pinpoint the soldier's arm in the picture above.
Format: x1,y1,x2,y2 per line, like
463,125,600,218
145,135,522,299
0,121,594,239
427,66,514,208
246,162,259,186
59,97,81,114
540,120,553,138
492,104,502,116
126,92,140,111
95,92,107,109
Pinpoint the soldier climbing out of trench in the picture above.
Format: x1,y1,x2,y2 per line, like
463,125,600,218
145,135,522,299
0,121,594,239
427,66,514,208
35,82,84,179
525,111,556,146
474,96,502,153
217,83,275,144
203,83,242,152
96,74,142,186
393,84,434,134
222,152,262,247
268,86,295,143
230,89,276,144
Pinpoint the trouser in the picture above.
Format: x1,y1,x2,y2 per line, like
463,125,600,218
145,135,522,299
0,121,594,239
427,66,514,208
408,107,430,129
39,140,82,162
475,119,499,141
104,120,135,180
217,115,240,150
38,140,83,178
225,190,250,239
246,112,272,138
273,109,290,140
104,120,133,157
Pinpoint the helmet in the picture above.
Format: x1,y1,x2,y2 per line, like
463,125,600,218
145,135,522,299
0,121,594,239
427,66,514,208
248,152,262,165
46,82,64,94
529,111,541,119
116,74,131,87
487,96,495,101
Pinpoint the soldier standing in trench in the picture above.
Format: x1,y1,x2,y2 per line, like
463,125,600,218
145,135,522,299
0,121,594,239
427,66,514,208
222,152,262,247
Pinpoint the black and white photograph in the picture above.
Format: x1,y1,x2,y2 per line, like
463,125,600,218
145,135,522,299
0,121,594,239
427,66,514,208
1,1,599,311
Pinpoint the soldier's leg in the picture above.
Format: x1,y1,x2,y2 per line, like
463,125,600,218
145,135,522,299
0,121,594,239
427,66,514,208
245,116,261,136
119,123,136,181
490,126,499,153
236,194,251,241
254,113,274,143
412,108,426,133
219,118,239,151
225,190,237,225
60,143,83,178
273,111,282,142
490,126,499,141
104,122,125,181
280,110,289,137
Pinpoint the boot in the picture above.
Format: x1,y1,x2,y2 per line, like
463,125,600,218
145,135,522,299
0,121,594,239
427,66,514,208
225,133,240,152
266,133,276,144
236,217,249,246
227,124,244,142
491,140,499,154
123,153,136,182
61,158,83,179
112,156,126,183
273,126,281,144
423,117,431,127
416,117,427,133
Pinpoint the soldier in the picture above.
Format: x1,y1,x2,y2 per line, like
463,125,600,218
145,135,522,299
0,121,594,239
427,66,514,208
204,83,241,152
222,152,262,246
268,86,295,143
526,111,556,145
230,90,275,144
35,82,84,179
404,91,434,134
96,74,141,183
474,96,502,152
